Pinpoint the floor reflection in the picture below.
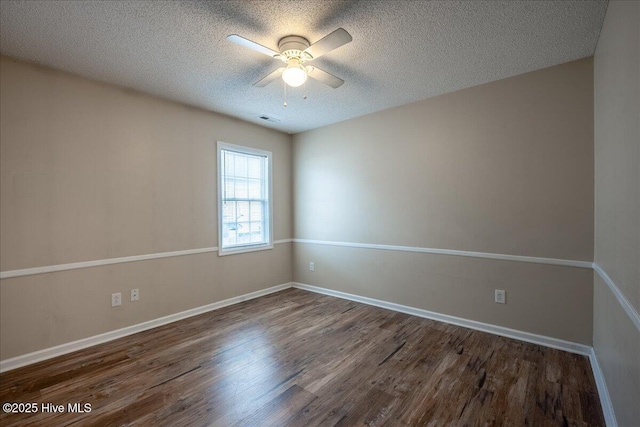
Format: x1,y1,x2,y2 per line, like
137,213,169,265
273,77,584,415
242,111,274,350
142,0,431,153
208,322,277,424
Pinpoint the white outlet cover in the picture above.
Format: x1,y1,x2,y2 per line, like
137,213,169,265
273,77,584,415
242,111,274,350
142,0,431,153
131,289,139,301
111,292,122,307
309,262,315,271
495,289,506,304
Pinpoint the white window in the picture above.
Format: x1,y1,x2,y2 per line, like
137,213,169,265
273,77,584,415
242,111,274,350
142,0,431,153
217,141,273,255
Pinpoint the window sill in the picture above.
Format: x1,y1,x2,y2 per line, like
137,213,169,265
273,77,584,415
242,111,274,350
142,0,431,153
218,243,274,257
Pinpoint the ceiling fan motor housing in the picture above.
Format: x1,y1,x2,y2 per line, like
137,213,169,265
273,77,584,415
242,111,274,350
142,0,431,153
278,35,312,61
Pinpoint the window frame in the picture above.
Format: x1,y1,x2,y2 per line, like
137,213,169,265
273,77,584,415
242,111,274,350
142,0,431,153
217,141,274,256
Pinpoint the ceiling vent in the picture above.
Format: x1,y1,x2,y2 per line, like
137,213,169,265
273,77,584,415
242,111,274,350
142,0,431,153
258,114,281,123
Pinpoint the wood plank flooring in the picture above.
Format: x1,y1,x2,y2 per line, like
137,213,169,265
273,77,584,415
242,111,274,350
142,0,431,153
0,288,605,426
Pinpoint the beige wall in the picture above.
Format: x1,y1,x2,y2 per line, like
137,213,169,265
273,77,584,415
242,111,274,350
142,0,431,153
293,58,594,344
1,246,291,360
295,245,593,344
0,57,293,359
593,1,640,425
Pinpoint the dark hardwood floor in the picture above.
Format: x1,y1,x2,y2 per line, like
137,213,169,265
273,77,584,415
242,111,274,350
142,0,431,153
0,288,605,426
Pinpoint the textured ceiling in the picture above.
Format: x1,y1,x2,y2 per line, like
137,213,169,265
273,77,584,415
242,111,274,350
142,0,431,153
0,0,608,134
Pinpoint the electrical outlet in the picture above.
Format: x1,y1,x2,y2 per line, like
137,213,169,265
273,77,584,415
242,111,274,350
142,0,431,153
309,262,315,271
111,293,122,307
131,289,139,302
495,289,506,304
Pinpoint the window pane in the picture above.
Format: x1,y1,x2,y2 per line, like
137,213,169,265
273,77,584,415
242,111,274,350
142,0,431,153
237,222,250,244
250,222,263,243
234,155,247,177
222,222,237,246
237,201,249,222
224,151,235,177
235,179,248,199
248,179,261,199
223,201,236,223
250,201,262,221
248,157,261,179
224,179,235,199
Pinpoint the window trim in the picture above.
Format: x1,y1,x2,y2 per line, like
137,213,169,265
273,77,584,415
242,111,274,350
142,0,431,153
217,141,274,256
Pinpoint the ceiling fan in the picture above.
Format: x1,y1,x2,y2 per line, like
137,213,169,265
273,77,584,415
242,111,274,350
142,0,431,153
227,28,352,89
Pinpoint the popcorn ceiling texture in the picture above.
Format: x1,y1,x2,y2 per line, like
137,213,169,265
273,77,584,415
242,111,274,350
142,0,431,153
0,0,608,133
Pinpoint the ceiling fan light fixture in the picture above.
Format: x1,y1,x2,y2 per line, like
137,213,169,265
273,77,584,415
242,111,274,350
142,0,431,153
282,58,307,87
228,29,351,90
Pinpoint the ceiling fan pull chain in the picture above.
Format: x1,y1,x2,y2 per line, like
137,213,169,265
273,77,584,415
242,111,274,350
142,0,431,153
283,80,288,107
303,79,307,100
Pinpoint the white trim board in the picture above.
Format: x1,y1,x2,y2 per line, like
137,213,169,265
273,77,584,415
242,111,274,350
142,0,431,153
589,348,618,427
0,239,294,280
293,239,592,269
593,263,640,333
0,282,293,373
292,282,592,355
0,238,588,280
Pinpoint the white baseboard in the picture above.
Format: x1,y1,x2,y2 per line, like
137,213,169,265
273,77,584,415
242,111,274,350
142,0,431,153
589,348,618,427
0,282,293,373
293,283,591,355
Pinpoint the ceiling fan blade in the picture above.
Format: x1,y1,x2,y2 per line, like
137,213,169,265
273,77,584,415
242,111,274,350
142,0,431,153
303,28,352,60
227,34,279,58
307,67,344,88
253,68,285,87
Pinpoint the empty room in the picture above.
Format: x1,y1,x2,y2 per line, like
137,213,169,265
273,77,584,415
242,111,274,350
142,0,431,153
0,1,638,426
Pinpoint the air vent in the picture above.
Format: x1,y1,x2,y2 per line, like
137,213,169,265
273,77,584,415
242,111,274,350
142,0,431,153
258,114,280,123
